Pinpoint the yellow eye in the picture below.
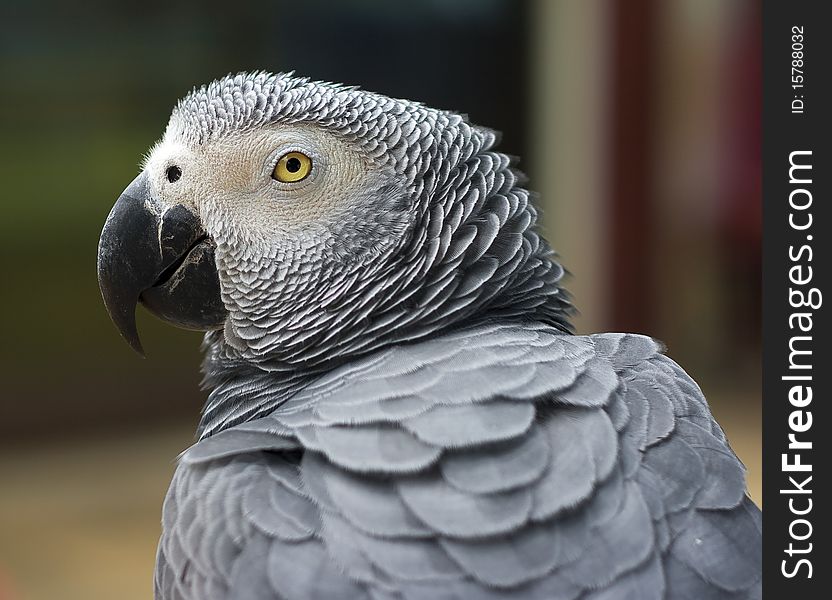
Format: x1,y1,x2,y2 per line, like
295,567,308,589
272,151,312,183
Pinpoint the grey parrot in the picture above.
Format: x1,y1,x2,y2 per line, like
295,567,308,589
97,72,762,599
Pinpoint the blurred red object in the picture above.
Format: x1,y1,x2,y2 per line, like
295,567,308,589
0,568,20,600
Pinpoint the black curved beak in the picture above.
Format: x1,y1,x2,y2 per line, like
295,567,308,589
97,172,226,355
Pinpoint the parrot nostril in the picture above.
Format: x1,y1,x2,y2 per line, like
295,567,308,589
166,165,182,183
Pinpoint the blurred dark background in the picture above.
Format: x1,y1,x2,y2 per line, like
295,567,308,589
0,1,760,598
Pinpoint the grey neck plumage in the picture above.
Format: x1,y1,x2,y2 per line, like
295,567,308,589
196,180,572,440
193,92,573,438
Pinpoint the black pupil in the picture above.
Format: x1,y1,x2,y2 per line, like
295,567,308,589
166,165,182,183
286,157,302,173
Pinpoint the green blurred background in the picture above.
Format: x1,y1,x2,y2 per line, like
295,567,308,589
0,1,760,598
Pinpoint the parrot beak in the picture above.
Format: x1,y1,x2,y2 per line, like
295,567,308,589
97,171,226,356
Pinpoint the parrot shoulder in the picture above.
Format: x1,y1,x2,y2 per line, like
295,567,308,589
156,322,760,599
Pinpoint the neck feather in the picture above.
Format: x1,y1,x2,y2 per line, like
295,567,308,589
198,126,573,438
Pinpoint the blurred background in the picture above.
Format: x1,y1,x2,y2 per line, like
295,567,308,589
0,1,760,598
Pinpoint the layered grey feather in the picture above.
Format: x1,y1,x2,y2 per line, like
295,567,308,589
147,73,760,599
159,323,761,599
192,73,572,437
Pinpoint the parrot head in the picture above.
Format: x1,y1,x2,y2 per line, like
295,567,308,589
98,72,571,362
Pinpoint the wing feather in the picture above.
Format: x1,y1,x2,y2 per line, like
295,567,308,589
157,324,760,600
